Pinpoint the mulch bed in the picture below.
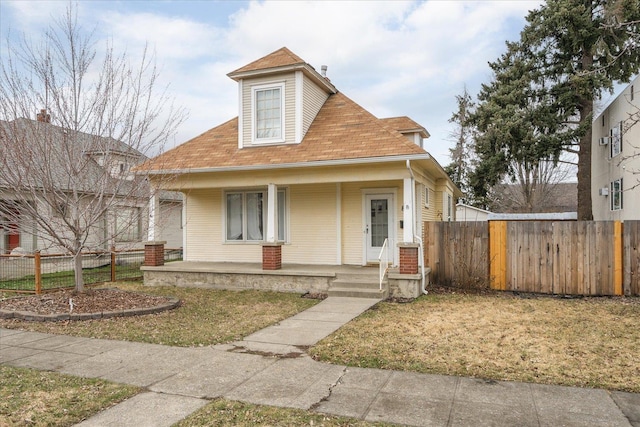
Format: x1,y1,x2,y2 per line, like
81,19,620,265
0,288,180,321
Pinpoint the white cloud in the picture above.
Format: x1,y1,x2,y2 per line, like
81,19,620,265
1,0,545,163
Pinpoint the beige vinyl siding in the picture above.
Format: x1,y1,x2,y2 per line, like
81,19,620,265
284,183,337,264
184,189,218,261
302,75,329,137
184,189,262,262
241,73,296,147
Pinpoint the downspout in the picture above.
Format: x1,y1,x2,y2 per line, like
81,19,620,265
406,160,427,295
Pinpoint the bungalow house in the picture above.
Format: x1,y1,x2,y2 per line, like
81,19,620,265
0,114,183,255
139,47,461,298
592,74,639,220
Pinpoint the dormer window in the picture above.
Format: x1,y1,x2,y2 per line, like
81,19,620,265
252,83,285,144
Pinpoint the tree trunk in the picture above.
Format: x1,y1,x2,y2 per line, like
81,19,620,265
74,252,85,293
577,47,594,221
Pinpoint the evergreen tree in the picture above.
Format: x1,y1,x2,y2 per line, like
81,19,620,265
445,87,476,204
470,0,640,219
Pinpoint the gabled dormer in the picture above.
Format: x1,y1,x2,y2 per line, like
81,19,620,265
380,116,430,149
227,47,337,149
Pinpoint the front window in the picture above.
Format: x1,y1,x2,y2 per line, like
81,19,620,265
253,83,285,143
226,190,286,242
611,179,623,211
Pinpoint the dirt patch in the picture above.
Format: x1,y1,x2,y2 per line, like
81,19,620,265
0,288,179,321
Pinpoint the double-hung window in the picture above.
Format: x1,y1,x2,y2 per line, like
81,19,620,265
610,122,622,158
610,179,623,211
253,83,285,143
226,190,286,242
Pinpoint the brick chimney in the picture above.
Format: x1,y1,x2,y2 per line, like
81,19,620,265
36,109,51,123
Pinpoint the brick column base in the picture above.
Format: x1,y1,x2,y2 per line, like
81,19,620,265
398,243,419,274
144,241,166,267
262,243,282,270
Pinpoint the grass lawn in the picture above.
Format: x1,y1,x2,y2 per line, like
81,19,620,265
0,365,139,427
309,291,640,393
175,399,393,427
0,282,318,346
3,284,639,425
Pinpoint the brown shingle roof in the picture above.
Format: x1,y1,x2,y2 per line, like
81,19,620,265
228,47,306,76
139,92,428,172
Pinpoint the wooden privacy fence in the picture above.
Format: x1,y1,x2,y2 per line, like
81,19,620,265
424,220,640,296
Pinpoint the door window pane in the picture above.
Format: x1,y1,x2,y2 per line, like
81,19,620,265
370,199,388,247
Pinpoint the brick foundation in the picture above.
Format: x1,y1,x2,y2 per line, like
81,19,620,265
262,243,282,270
144,241,166,267
398,244,419,275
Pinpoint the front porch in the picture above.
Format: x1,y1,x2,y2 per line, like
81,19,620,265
141,261,426,299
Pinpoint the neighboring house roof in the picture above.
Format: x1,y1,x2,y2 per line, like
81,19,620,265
139,91,429,173
456,203,492,215
0,118,177,201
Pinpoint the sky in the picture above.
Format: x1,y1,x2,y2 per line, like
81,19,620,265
0,0,548,166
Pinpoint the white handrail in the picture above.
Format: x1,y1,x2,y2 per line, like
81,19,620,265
378,238,389,290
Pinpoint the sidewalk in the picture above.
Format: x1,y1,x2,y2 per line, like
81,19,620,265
1,297,639,427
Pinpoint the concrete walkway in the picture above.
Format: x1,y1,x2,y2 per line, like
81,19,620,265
1,297,639,427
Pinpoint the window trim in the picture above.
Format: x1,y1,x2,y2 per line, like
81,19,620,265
610,121,623,158
251,82,285,145
610,178,623,211
224,188,288,243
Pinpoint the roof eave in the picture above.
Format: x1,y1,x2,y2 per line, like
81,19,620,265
139,153,432,176
227,63,337,94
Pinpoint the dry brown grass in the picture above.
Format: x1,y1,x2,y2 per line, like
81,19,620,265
0,282,318,346
309,292,640,392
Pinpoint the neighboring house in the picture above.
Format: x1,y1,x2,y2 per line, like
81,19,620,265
139,47,461,280
456,203,492,221
0,114,182,254
592,74,639,221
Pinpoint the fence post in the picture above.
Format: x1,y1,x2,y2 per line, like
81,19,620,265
34,251,42,295
489,221,507,291
110,246,116,282
614,221,623,296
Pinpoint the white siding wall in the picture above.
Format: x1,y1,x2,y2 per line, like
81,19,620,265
302,75,329,137
592,75,640,220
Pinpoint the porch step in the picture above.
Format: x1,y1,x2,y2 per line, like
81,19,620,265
329,278,388,299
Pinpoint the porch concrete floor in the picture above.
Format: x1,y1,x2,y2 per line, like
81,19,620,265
145,261,381,278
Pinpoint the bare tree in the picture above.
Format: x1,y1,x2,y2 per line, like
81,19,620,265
0,5,186,291
489,156,576,213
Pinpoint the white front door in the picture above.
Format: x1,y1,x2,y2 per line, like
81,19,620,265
364,194,394,264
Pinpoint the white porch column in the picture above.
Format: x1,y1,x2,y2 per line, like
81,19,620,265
403,177,414,243
265,183,278,243
147,194,160,242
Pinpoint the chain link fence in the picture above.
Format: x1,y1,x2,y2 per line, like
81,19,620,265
0,248,182,293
